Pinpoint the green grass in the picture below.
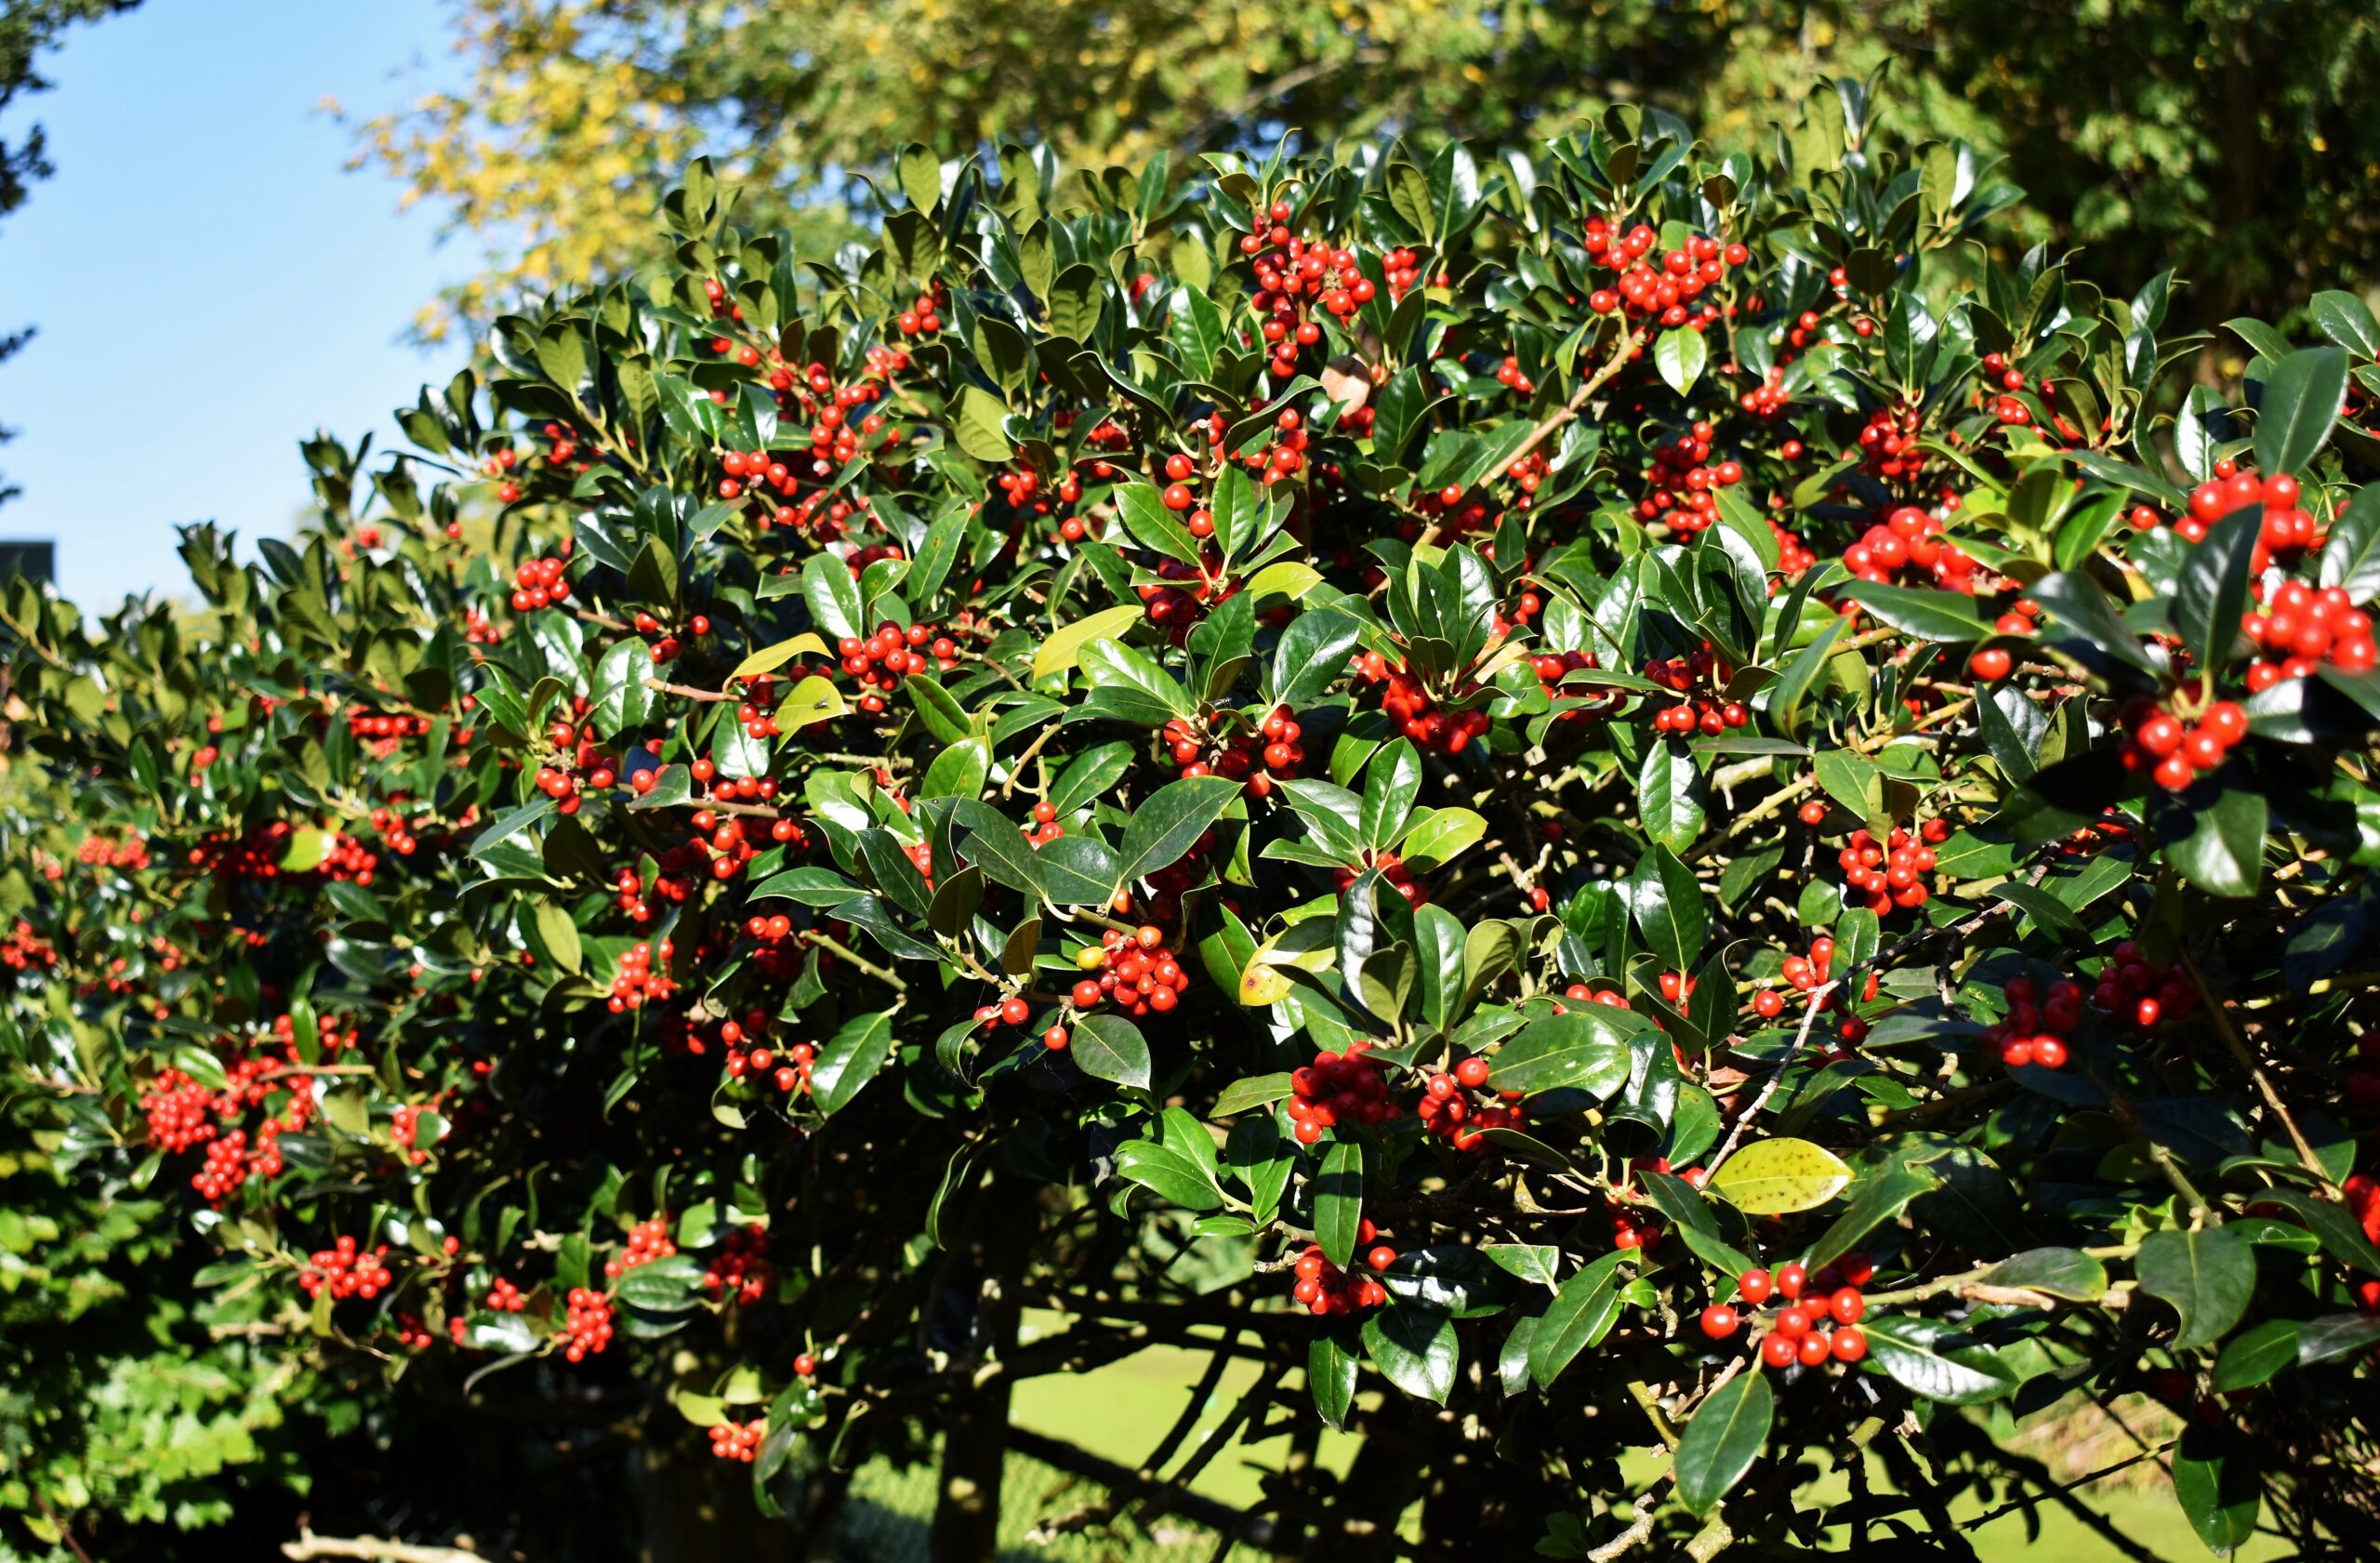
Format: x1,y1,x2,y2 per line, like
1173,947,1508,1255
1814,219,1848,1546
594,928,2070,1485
992,1310,2285,1560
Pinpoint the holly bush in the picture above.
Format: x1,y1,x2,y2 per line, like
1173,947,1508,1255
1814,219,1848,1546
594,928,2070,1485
9,78,2380,1561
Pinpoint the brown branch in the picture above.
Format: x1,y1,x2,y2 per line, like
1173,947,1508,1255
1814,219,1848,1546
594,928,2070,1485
2181,951,2333,1192
281,1531,484,1563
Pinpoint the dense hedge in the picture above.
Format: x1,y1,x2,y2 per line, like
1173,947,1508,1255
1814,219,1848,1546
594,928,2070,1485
7,79,2380,1560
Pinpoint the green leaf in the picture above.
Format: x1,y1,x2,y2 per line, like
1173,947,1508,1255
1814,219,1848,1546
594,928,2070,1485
1309,1326,1361,1429
2211,1319,2299,1392
2296,1311,2380,1366
1398,806,1488,869
1270,609,1361,709
1812,748,1883,825
921,737,990,801
1629,843,1706,973
1766,613,1847,735
2242,1187,2380,1275
2310,290,2380,356
1980,1247,2108,1302
1116,481,1203,565
2171,1425,2262,1558
1655,326,1707,394
2030,569,2161,677
1360,739,1423,852
590,637,654,737
954,385,1014,462
1808,1161,1941,1272
1485,1008,1642,1098
1638,740,1706,853
2173,504,2261,673
1481,1243,1562,1290
1362,1305,1458,1404
1411,902,1467,1035
1860,1316,2020,1405
530,900,583,974
1992,882,2091,942
2136,1227,2255,1350
809,1012,894,1115
1213,1073,1292,1115
1116,775,1240,887
1837,581,1992,642
1527,1250,1628,1387
2319,485,2380,606
614,1253,705,1314
1315,1140,1364,1267
1070,1013,1152,1091
2254,346,2348,475
1673,1371,1772,1516
2162,788,2268,900
801,551,866,642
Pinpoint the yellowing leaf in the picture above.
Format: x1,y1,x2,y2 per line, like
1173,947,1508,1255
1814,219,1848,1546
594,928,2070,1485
775,675,849,730
279,827,332,873
1709,1137,1851,1214
1032,604,1144,680
1245,562,1323,602
1239,963,1295,1005
730,632,828,682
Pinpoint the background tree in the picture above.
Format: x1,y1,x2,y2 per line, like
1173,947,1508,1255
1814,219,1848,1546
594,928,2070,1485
0,0,137,504
353,0,2380,347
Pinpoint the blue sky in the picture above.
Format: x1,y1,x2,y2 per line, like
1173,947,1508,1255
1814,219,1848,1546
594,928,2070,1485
0,0,470,609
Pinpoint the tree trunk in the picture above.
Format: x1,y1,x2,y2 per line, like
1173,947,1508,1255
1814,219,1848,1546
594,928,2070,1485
927,1165,1038,1563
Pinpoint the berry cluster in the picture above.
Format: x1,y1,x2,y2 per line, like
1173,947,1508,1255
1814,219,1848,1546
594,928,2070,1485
1633,421,1747,532
298,1236,395,1302
2241,579,2376,689
892,284,945,338
1134,555,1228,637
562,1289,615,1362
1841,506,1981,592
1855,402,1929,486
508,551,572,613
363,806,423,859
1351,652,1492,754
0,919,54,973
485,1277,527,1312
343,710,432,748
1641,647,1748,735
390,1104,440,1165
604,1216,676,1278
1581,219,1744,330
1529,648,1616,725
1329,849,1427,907
837,620,958,714
1834,822,1945,914
2085,942,2196,1030
2119,696,2247,791
1163,705,1305,798
1981,974,2087,1070
2185,467,2320,572
1067,926,1194,1018
1286,1042,1394,1145
1699,1259,1871,1370
140,1068,217,1153
605,937,679,1012
534,714,620,816
1289,1226,1394,1316
703,1224,774,1305
708,1421,766,1463
1414,1054,1527,1153
721,1013,815,1095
